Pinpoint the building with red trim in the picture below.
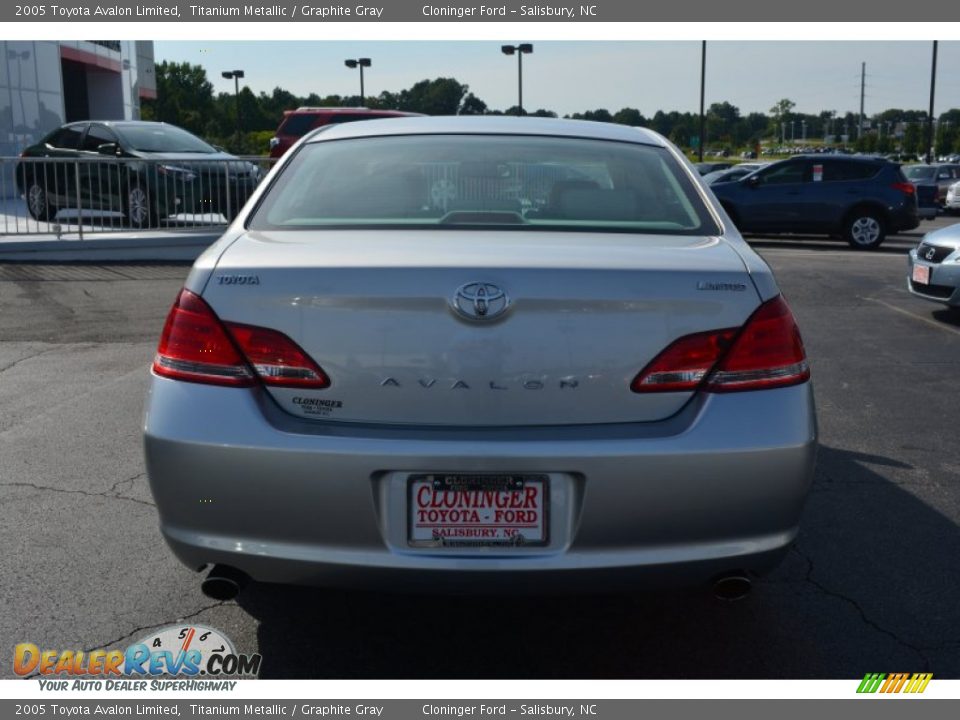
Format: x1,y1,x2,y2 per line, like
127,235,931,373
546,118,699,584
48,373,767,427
1,40,155,157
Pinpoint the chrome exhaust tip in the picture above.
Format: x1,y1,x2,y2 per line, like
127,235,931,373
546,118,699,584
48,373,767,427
712,573,752,601
201,565,249,601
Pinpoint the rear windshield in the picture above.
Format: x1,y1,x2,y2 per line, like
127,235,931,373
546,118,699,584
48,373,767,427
248,134,720,235
116,125,216,153
903,165,936,181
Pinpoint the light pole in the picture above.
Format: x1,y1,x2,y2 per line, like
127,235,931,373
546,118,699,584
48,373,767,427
221,70,245,147
501,43,533,115
698,40,706,162
926,40,938,163
345,58,371,105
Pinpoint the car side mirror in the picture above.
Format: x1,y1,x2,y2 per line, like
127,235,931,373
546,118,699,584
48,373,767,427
745,174,761,187
97,142,119,156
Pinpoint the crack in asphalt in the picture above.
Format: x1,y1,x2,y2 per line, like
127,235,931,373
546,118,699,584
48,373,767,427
22,601,233,680
0,347,62,375
0,362,151,441
83,601,232,654
0,478,155,508
791,544,932,671
108,472,148,502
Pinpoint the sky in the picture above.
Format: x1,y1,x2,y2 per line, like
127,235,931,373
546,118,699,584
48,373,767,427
155,41,960,118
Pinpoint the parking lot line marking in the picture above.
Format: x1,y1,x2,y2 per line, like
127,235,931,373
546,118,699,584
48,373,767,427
862,296,960,338
756,249,909,259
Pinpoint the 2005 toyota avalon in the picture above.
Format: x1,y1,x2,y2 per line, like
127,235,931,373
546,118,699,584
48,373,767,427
144,117,817,601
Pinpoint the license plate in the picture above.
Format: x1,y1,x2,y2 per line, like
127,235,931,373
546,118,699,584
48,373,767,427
912,263,931,285
408,474,548,547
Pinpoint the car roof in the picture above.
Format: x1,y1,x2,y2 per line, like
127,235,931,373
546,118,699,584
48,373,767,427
285,107,418,115
62,120,174,129
789,154,885,163
302,116,666,146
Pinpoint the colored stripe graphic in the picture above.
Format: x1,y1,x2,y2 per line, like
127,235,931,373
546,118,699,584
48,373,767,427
905,673,934,694
857,673,885,693
857,672,932,694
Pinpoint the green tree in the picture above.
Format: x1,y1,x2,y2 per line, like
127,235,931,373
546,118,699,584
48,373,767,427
458,93,488,115
769,98,796,139
612,108,645,126
142,61,214,135
570,109,614,123
706,101,741,144
399,78,470,115
903,123,921,155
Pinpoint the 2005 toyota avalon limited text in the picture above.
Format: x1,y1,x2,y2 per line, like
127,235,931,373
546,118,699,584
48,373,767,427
143,117,817,602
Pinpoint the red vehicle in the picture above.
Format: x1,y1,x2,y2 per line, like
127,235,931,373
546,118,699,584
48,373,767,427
268,107,422,158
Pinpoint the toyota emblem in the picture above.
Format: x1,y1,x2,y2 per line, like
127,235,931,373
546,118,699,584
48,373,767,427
451,282,510,321
925,248,937,260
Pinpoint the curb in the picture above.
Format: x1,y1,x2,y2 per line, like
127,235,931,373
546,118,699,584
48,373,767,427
0,232,219,262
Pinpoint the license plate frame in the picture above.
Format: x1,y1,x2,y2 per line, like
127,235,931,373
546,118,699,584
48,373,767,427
912,263,931,285
407,473,549,548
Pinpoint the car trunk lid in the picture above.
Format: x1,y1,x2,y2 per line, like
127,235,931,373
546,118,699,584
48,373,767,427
202,230,762,426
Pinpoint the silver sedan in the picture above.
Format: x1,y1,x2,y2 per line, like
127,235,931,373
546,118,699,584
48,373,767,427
908,223,960,307
144,117,817,601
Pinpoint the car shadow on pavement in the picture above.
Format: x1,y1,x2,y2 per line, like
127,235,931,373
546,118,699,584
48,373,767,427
931,308,960,328
237,444,960,679
747,237,915,255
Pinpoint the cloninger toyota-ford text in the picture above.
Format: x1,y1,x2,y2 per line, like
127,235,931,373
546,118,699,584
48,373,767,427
144,117,817,602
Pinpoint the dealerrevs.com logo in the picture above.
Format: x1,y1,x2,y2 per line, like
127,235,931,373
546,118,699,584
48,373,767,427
15,625,261,691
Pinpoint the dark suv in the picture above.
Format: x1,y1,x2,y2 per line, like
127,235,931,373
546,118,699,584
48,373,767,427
711,156,919,249
269,107,422,158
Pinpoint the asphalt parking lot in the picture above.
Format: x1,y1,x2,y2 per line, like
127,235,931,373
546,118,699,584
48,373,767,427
1,219,959,680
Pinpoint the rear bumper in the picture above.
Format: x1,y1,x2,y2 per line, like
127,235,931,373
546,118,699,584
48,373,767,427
144,376,817,592
890,207,920,233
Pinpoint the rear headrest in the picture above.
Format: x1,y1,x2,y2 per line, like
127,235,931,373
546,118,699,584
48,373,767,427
557,188,638,220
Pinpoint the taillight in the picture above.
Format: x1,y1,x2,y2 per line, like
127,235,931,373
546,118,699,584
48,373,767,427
225,322,329,388
631,296,809,394
153,289,255,386
892,182,916,196
153,289,329,389
705,296,809,392
631,329,737,392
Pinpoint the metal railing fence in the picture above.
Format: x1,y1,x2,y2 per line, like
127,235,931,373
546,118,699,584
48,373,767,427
0,156,277,239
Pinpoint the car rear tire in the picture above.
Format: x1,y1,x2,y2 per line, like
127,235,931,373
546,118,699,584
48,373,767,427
25,179,56,222
844,210,885,249
124,185,158,229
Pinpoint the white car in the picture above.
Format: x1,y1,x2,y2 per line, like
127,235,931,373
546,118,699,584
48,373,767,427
945,181,960,214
